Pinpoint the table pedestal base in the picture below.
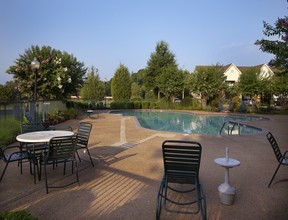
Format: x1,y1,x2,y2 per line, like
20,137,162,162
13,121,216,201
218,183,236,205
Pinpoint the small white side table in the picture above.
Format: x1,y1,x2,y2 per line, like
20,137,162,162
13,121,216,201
214,157,240,205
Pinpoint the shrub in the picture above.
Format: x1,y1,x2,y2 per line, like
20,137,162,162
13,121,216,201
97,101,104,109
110,101,127,109
0,117,20,146
0,210,39,220
191,98,202,110
158,98,172,109
133,101,141,109
141,101,150,109
149,101,157,109
238,102,248,113
229,96,241,112
66,100,74,108
180,97,192,107
125,101,134,109
63,108,78,120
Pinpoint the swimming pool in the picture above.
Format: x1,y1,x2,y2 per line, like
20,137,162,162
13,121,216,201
110,110,267,135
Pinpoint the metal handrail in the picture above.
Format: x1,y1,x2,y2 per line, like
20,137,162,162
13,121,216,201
219,120,261,135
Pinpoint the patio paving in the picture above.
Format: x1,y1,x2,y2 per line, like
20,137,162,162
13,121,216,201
0,111,288,219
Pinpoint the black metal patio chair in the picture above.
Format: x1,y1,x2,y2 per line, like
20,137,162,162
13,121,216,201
39,136,79,194
75,122,94,167
0,145,30,182
20,124,47,182
266,132,288,187
156,140,206,220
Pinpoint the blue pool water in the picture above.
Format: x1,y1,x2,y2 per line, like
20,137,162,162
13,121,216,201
111,110,267,135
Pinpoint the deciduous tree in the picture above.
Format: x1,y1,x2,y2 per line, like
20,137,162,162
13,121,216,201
187,65,227,108
255,16,288,72
156,66,185,101
6,45,86,100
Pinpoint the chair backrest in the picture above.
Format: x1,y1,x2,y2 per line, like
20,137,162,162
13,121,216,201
77,122,92,146
0,148,5,162
47,136,77,160
162,140,202,185
266,132,283,162
47,125,73,131
25,112,35,124
21,124,44,134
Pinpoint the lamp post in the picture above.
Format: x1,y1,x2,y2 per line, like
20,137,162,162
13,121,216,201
104,78,107,109
31,57,40,122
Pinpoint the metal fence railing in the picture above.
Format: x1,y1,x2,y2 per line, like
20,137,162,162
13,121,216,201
0,100,67,124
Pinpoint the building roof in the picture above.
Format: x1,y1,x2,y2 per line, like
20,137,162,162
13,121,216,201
194,63,277,74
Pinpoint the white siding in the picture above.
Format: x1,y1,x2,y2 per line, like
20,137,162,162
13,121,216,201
224,64,241,83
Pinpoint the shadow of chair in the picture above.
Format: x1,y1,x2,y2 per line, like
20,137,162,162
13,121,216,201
266,132,288,187
0,145,30,182
39,136,79,194
75,122,94,167
156,140,206,220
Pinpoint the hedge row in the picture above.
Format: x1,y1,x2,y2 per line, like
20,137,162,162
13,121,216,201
109,97,202,110
66,100,104,110
110,101,154,109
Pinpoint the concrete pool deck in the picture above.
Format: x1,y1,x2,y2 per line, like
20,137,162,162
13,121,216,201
0,111,288,219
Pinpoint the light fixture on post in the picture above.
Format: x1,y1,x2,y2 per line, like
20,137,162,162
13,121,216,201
31,57,40,123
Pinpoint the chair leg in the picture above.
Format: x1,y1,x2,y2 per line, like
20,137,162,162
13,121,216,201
64,161,67,175
71,160,74,174
39,163,42,180
32,158,40,183
268,163,282,188
19,160,23,174
75,160,79,184
0,163,9,182
44,163,49,194
76,150,82,162
199,183,207,220
86,148,94,167
156,179,165,220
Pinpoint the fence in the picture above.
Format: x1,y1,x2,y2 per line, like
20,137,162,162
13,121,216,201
0,100,67,124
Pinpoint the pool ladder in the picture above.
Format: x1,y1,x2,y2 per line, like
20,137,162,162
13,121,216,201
219,120,260,135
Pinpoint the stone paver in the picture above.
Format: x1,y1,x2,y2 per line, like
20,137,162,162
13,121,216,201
0,112,288,219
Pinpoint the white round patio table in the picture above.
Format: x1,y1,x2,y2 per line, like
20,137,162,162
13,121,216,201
16,130,74,183
214,157,240,205
16,130,74,143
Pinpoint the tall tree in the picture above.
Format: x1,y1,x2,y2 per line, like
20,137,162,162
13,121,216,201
156,66,185,101
255,16,288,107
111,64,132,101
6,45,86,100
238,68,261,98
131,69,146,85
144,41,177,100
80,67,104,100
0,84,13,101
130,82,142,100
0,81,20,101
255,16,288,73
273,74,288,107
187,65,227,108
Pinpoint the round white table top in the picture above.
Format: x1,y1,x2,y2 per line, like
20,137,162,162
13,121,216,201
16,130,74,143
214,157,240,168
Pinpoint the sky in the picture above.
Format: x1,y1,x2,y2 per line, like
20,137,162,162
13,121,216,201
0,0,287,84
